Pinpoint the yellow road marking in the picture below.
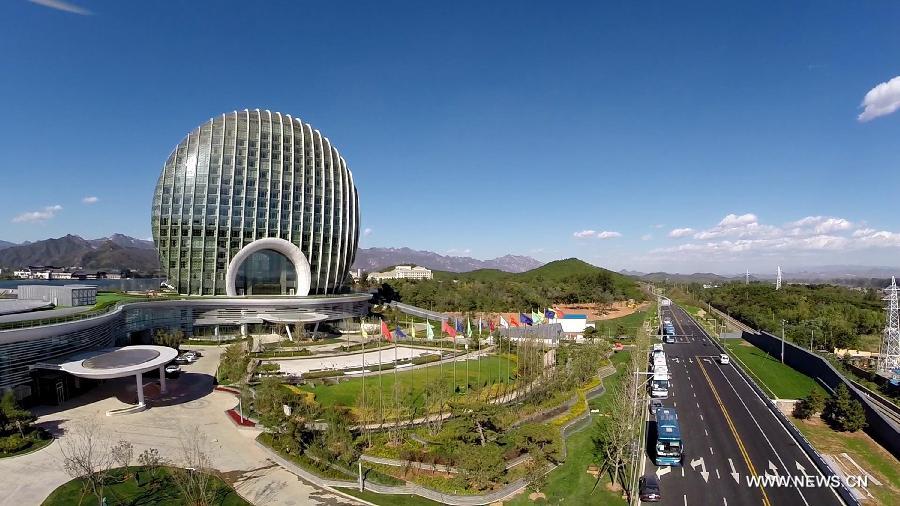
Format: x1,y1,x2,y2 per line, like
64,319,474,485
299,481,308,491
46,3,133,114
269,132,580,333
696,356,771,506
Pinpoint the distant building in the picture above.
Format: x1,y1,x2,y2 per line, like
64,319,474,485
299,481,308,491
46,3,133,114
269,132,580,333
18,284,98,307
549,314,594,336
368,265,433,281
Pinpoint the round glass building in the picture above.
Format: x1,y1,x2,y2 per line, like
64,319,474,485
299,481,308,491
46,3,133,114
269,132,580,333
151,109,359,296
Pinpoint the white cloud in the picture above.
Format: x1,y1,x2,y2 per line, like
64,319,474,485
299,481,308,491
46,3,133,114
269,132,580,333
692,213,781,240
28,0,92,15
12,205,62,223
446,248,472,255
668,228,694,238
787,216,853,234
363,228,372,237
858,75,900,122
641,234,653,241
653,224,664,229
574,230,621,239
82,196,99,204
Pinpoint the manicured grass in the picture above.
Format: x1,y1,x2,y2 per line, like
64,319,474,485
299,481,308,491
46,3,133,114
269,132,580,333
723,339,826,399
93,291,151,310
793,416,899,506
336,488,445,505
507,351,631,506
42,466,249,506
591,306,655,339
299,355,516,409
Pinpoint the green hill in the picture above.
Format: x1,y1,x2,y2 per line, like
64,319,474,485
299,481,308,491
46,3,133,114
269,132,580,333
383,258,643,311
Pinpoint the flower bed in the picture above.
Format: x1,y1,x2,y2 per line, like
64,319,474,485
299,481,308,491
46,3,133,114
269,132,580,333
226,408,257,427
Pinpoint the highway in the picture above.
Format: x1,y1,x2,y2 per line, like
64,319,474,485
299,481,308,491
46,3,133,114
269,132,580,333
642,304,847,506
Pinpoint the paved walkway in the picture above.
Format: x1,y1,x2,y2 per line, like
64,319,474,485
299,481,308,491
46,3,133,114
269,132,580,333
0,345,361,506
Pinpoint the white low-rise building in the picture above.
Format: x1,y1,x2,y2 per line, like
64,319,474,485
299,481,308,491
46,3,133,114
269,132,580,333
368,265,433,281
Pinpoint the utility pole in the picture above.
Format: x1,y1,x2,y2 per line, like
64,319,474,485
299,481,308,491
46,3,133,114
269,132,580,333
781,319,786,363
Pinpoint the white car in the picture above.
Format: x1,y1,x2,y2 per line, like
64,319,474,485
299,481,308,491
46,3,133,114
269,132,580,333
719,354,730,365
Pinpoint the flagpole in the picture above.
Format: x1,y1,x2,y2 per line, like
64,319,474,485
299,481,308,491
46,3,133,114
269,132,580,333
361,318,367,436
394,334,399,431
379,330,383,429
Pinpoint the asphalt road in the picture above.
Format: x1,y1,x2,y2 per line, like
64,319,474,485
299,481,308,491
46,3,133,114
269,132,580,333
641,305,846,506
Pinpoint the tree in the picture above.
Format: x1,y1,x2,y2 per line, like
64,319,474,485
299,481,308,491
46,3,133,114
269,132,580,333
823,384,868,432
455,443,505,491
154,328,184,351
110,440,134,480
170,427,215,506
0,391,35,437
137,447,166,483
793,389,826,420
58,422,113,505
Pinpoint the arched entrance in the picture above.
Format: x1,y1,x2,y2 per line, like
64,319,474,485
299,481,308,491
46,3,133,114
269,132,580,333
225,238,311,296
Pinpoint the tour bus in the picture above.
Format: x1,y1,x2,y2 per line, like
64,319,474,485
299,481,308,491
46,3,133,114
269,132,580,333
655,408,684,466
651,370,670,398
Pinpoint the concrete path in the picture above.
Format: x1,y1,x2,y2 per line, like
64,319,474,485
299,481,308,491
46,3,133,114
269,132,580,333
0,345,360,506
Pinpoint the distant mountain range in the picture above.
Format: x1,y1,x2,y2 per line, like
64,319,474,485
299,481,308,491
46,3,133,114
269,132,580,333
0,236,543,275
623,265,900,285
0,234,160,273
352,247,543,273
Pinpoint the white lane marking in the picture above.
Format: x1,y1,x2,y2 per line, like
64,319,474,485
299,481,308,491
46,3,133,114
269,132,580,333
704,429,709,436
696,402,700,408
681,467,685,477
709,446,714,455
699,414,703,421
723,498,727,506
728,458,740,483
690,457,710,482
656,466,671,478
684,494,688,506
693,392,696,398
716,468,721,479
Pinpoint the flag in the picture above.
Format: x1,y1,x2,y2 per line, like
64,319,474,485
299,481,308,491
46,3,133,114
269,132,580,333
520,313,533,326
381,319,393,341
466,317,473,338
455,318,464,333
499,315,509,328
395,326,407,339
545,308,556,320
510,315,520,327
489,319,496,331
360,319,368,338
442,319,457,337
426,320,435,340
554,307,566,317
478,317,484,334
532,311,544,325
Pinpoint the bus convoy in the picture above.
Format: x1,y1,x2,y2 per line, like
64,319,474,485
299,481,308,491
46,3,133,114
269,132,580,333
649,312,684,467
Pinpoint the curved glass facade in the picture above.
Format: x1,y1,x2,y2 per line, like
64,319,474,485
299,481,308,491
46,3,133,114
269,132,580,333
151,109,360,295
234,249,296,295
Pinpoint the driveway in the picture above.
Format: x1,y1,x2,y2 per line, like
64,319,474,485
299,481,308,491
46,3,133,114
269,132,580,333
0,345,361,505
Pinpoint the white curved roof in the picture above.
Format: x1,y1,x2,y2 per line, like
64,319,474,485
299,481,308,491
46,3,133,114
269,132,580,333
58,345,178,380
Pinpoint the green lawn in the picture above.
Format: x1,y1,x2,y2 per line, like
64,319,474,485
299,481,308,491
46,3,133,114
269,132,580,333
793,416,899,506
93,291,151,310
507,351,632,506
42,466,249,506
722,339,826,399
336,488,445,505
299,355,516,409
591,307,652,339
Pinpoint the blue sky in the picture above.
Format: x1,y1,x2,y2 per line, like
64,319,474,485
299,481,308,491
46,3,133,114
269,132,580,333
2,1,900,274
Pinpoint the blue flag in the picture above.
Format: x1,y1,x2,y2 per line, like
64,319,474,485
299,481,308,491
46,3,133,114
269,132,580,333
520,313,534,326
394,326,407,339
456,318,464,333
545,308,555,320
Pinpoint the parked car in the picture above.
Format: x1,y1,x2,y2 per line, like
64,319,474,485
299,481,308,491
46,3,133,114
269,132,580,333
639,475,661,502
719,354,730,365
650,399,663,415
165,364,181,378
173,356,190,365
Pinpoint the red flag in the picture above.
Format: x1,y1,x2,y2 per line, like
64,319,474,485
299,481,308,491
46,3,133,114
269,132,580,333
488,319,496,332
554,307,566,317
441,320,457,337
509,315,520,327
381,320,393,341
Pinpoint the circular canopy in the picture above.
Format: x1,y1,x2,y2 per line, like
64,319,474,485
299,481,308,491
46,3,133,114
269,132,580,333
60,345,178,380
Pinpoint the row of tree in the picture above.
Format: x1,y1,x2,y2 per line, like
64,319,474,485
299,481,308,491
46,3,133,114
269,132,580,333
689,282,885,349
371,271,640,312
793,384,868,432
